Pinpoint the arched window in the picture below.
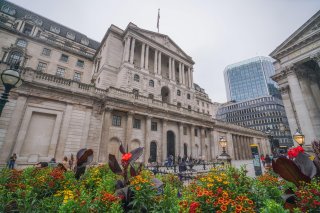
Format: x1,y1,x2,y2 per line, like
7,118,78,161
149,80,154,87
134,74,140,82
187,94,191,99
16,39,27,48
8,51,22,66
177,90,181,96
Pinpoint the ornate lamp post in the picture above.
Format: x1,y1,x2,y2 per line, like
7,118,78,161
217,136,231,165
293,129,305,147
265,127,275,155
0,66,23,116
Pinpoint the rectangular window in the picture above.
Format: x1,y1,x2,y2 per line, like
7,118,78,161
22,23,33,35
133,119,141,129
183,126,187,135
195,129,198,137
73,72,81,81
151,122,157,131
56,67,65,77
112,115,121,126
36,62,47,72
60,54,69,62
76,59,84,68
42,48,51,56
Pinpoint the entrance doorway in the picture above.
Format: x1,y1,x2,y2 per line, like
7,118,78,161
150,141,157,162
167,131,175,159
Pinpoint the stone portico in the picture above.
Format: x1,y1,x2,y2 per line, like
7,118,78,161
271,10,320,148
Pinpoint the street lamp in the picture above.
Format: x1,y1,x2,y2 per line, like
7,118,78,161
293,129,304,147
0,66,23,116
265,127,274,154
217,136,231,165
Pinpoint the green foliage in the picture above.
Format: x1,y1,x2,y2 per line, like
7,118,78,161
260,199,290,213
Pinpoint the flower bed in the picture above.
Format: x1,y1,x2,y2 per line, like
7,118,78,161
2,165,319,212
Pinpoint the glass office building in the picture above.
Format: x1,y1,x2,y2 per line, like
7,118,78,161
224,56,279,102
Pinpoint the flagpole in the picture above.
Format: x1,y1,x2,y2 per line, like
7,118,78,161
157,8,160,33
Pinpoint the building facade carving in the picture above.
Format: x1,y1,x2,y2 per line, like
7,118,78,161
0,1,269,166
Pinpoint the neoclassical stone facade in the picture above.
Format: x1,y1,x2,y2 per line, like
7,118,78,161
271,10,320,148
0,1,269,166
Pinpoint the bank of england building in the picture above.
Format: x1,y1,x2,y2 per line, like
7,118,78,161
0,1,269,166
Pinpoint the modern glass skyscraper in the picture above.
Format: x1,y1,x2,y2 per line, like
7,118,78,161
224,56,279,102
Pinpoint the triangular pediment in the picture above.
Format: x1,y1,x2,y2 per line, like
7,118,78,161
128,25,193,62
270,10,320,57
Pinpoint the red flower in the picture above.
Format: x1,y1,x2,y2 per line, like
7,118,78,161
288,146,304,158
121,153,132,166
122,153,132,162
189,202,200,213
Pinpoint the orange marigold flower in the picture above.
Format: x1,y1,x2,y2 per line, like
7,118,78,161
222,192,228,198
247,199,254,205
236,205,243,211
220,205,227,212
135,186,141,191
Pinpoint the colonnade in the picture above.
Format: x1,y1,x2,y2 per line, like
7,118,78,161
122,36,193,88
278,60,320,146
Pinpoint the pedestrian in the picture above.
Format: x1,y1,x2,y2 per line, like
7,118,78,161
265,154,272,170
49,158,56,167
68,154,74,170
260,154,265,168
8,153,17,169
62,156,68,170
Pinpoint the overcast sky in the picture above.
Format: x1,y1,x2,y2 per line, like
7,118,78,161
9,0,320,103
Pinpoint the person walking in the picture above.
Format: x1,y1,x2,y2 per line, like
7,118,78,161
8,153,17,169
260,154,265,168
265,154,272,170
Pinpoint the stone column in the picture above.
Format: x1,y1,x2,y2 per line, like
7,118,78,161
179,123,183,156
310,80,320,111
213,130,220,159
191,68,194,88
179,63,182,84
226,133,234,160
182,64,185,85
98,107,113,162
158,52,162,75
144,116,151,164
123,36,131,62
287,67,316,145
125,112,133,150
145,45,149,70
190,125,195,158
232,135,238,160
140,43,145,69
168,57,172,80
172,59,176,82
297,70,320,140
129,38,135,64
200,128,205,157
188,67,191,87
154,50,158,74
245,137,251,159
279,86,298,136
209,130,215,161
162,119,167,162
